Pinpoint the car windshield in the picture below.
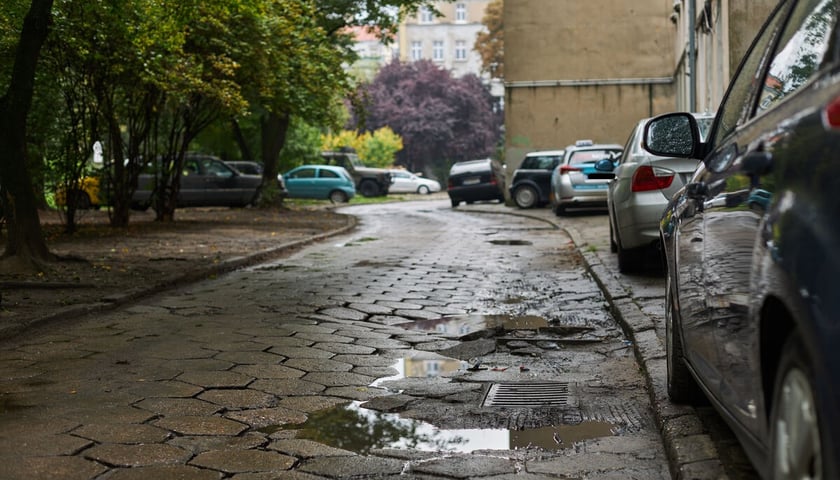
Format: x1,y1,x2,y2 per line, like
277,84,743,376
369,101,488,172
567,149,620,166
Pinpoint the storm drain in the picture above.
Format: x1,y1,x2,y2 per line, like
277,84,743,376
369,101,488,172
482,382,570,408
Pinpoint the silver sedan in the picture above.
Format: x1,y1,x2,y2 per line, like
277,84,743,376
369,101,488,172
606,113,714,273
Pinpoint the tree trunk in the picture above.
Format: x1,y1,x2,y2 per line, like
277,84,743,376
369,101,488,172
0,0,56,267
232,117,253,161
257,111,289,206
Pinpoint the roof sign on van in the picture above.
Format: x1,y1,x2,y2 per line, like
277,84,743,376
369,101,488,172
575,139,594,147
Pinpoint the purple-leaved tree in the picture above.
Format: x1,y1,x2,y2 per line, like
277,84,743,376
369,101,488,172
350,60,502,175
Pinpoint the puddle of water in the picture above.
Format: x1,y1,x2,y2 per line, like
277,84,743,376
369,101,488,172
488,240,533,246
269,352,619,454
405,314,549,337
280,402,617,454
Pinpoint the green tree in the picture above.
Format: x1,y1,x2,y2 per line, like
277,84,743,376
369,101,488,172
355,127,403,168
475,0,503,78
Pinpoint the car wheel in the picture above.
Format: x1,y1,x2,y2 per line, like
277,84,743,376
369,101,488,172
617,244,644,274
359,180,380,197
513,185,538,209
665,270,705,404
609,219,618,253
329,190,349,203
450,198,460,208
770,333,823,480
417,185,430,195
553,203,566,216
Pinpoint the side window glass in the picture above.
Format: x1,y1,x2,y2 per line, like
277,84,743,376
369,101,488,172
292,168,315,179
757,0,838,114
320,169,339,179
714,4,790,143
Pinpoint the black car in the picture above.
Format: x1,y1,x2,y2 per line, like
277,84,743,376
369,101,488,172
447,158,505,208
645,1,839,478
132,155,262,210
508,150,564,209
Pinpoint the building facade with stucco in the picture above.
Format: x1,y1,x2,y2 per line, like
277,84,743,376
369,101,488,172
503,0,777,180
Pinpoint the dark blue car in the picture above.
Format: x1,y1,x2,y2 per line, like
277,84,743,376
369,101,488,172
647,1,839,478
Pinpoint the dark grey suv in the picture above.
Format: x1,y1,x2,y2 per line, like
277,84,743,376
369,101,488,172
647,1,839,478
446,158,505,208
508,150,564,209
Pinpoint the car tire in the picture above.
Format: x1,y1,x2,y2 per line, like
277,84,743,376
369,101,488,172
553,203,566,216
513,185,538,209
417,185,430,195
329,190,349,203
450,198,460,208
359,180,380,197
665,270,705,404
770,333,824,480
609,220,618,253
617,244,644,274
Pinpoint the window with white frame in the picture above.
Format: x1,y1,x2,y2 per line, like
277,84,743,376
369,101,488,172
411,41,423,60
419,7,434,23
455,3,467,22
433,41,444,61
455,40,467,60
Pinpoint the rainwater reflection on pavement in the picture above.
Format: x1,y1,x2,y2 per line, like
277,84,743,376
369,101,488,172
278,352,618,454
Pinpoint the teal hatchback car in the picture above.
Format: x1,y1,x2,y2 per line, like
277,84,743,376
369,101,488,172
283,165,356,203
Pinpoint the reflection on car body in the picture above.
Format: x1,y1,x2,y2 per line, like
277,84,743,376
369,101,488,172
648,1,840,478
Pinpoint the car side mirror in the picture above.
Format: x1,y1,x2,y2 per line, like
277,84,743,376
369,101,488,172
594,159,615,172
643,112,701,158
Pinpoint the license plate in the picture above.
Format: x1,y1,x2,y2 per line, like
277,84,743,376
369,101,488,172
462,177,481,185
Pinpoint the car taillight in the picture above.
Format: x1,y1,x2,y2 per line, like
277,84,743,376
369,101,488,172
631,165,674,192
559,165,581,174
823,95,840,129
489,173,498,185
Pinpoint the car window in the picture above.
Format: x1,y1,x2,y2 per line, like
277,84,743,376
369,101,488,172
201,159,233,177
319,169,340,179
756,0,838,114
567,149,621,166
183,160,200,176
711,2,790,144
290,168,316,179
696,117,714,140
522,156,555,169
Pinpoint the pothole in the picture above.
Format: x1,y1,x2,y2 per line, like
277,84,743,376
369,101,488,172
488,239,533,245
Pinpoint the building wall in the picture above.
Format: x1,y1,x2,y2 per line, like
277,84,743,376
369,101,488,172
672,0,776,112
399,0,490,79
504,0,675,171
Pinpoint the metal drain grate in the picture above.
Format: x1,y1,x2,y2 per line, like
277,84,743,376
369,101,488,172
483,382,570,407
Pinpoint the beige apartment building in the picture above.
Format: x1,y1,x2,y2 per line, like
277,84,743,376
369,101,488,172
398,1,492,79
503,0,675,169
503,0,776,173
